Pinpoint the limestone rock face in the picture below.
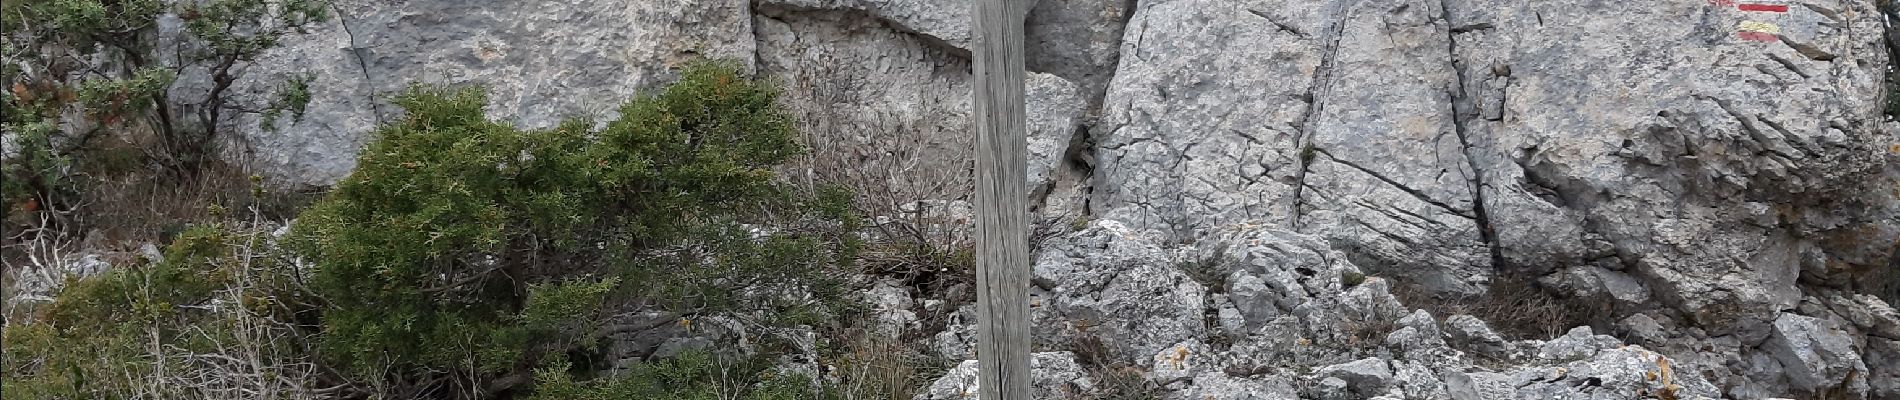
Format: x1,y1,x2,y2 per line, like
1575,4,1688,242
226,0,1113,195
1094,0,1896,314
220,0,758,187
928,223,1738,400
1030,220,1207,364
1078,0,1899,396
759,0,1132,92
166,0,1900,398
757,0,971,48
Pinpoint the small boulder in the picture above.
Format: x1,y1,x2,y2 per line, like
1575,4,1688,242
1762,313,1869,396
1535,326,1621,362
1445,370,1514,400
1615,313,1669,347
1444,315,1511,357
864,279,919,336
1316,357,1393,396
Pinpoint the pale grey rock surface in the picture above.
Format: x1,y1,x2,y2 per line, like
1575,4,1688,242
925,222,1739,399
929,304,977,361
865,279,919,336
219,0,758,187
916,352,1093,400
1764,312,1870,396
1443,314,1511,358
1030,220,1206,363
1444,370,1513,400
1026,73,1087,196
1541,265,1653,308
753,5,1086,214
4,253,110,308
1869,338,1900,400
760,0,1132,93
1506,346,1722,400
1023,0,1133,96
1081,0,1899,397
1162,372,1298,400
140,0,1900,398
757,0,970,48
1316,357,1394,396
1092,0,1897,316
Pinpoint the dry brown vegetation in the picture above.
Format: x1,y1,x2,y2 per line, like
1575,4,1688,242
773,61,985,399
1069,330,1161,400
1388,272,1610,340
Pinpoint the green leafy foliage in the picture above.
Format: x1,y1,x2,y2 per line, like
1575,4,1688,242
481,276,622,373
1341,270,1367,287
261,73,315,130
2,223,321,399
181,0,327,56
36,0,165,48
288,61,861,394
43,225,230,332
0,121,72,213
75,67,175,122
0,0,328,194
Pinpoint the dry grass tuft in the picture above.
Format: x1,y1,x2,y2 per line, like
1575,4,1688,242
777,58,974,276
1389,272,1606,340
1068,329,1160,400
828,333,935,400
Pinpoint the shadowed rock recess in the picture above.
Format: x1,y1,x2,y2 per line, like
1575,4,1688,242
203,0,1896,398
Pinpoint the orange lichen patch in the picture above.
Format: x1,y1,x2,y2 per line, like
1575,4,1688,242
1655,355,1680,400
1072,318,1100,332
1167,345,1191,370
475,46,503,62
679,318,693,329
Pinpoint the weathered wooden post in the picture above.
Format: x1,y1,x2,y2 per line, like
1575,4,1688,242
972,0,1032,398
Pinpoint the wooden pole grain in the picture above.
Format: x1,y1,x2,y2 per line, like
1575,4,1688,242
972,0,1031,398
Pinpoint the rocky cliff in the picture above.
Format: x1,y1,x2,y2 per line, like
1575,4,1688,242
209,0,1898,398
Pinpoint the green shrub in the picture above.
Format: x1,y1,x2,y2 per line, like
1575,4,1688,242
261,73,315,130
0,0,325,191
3,222,323,399
289,61,861,394
11,226,230,398
0,0,330,256
44,224,230,332
1340,271,1367,287
0,122,72,215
